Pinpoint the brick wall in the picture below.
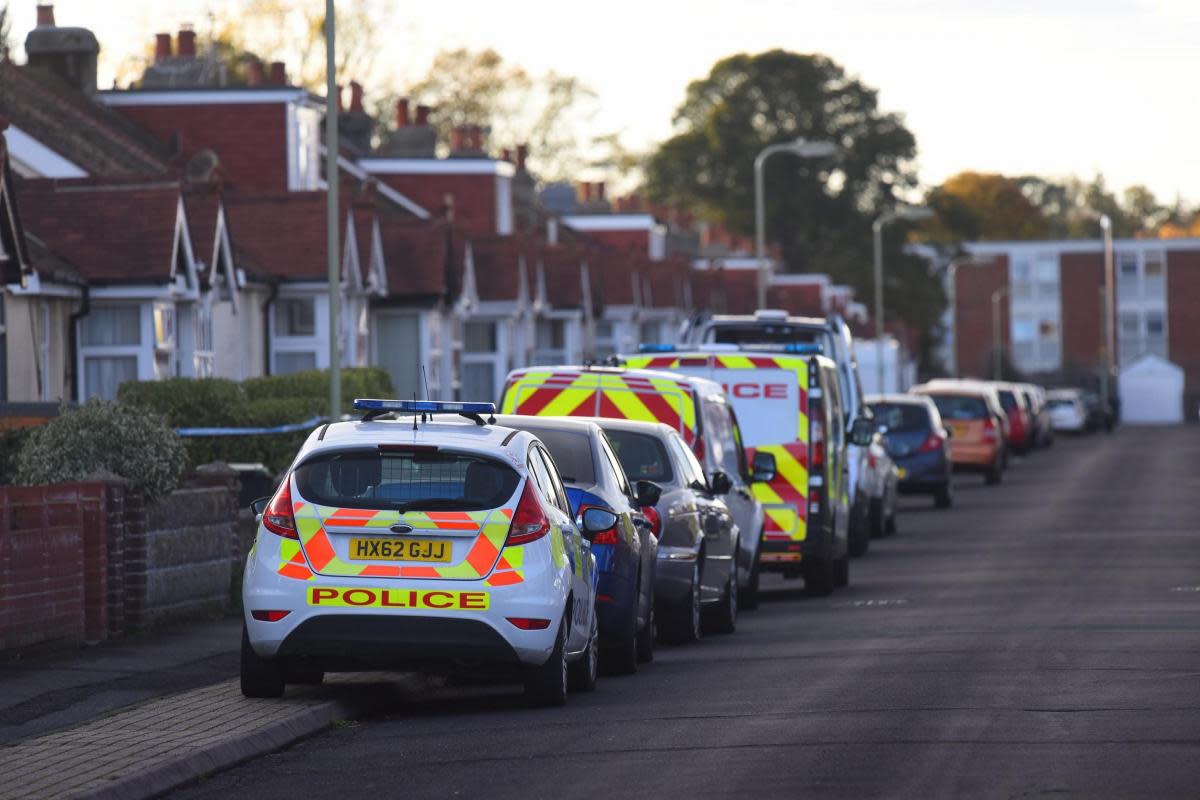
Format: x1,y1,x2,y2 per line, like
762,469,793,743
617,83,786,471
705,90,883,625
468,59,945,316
373,173,498,239
1060,251,1105,371
954,256,1007,378
1167,249,1200,418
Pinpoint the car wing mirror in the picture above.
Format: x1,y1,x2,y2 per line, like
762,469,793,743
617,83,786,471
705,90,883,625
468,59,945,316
750,451,776,483
849,417,875,446
709,470,732,495
634,480,662,508
250,496,270,519
580,507,619,543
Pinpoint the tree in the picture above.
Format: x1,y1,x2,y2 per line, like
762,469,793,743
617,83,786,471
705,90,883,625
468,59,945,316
924,172,1047,241
0,2,11,62
643,50,941,365
404,48,598,180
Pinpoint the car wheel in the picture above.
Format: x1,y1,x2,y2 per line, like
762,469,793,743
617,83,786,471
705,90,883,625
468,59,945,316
739,550,761,611
833,554,849,588
803,557,835,597
662,562,702,644
602,604,639,676
934,483,953,509
868,496,885,540
525,617,569,707
568,610,599,693
703,566,738,635
240,625,285,699
885,507,898,536
985,462,1002,485
636,600,656,664
849,514,870,557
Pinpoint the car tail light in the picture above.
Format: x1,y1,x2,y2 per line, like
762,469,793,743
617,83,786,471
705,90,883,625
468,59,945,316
251,610,291,622
867,451,878,469
982,417,998,443
506,481,551,546
918,432,944,453
578,503,618,545
641,505,662,538
262,478,298,539
692,435,706,464
808,487,822,516
811,419,825,469
506,617,551,630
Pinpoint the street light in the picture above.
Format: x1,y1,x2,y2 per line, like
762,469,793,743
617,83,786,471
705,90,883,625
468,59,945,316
325,0,341,419
991,286,1010,380
872,205,934,391
1098,213,1115,416
754,138,838,308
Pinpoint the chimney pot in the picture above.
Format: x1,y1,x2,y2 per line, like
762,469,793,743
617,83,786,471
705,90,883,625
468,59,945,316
177,27,196,58
450,126,467,153
349,81,364,112
395,97,410,127
516,143,529,171
268,61,287,86
154,33,173,62
595,181,606,201
415,104,432,125
470,124,486,153
581,182,593,202
36,4,55,26
246,59,265,86
501,148,512,163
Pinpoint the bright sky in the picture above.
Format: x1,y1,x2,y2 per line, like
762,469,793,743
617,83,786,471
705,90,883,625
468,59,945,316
10,0,1200,203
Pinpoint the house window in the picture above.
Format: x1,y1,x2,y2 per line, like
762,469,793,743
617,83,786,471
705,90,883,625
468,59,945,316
272,295,321,375
194,305,215,378
276,351,318,374
593,321,616,359
462,320,501,402
153,303,177,379
289,105,323,191
79,304,143,401
275,298,316,336
533,318,566,365
639,321,661,345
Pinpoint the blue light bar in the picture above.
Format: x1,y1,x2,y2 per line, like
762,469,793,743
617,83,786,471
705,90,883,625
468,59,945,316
637,344,677,353
353,399,496,414
784,343,822,354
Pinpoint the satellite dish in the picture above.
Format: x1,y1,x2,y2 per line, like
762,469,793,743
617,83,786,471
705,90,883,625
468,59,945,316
185,149,220,183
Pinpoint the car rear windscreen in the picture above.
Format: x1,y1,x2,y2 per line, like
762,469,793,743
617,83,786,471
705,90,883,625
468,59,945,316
867,403,930,432
605,430,674,483
927,394,990,420
709,324,823,346
997,390,1019,411
1047,398,1074,408
294,450,519,511
516,428,596,484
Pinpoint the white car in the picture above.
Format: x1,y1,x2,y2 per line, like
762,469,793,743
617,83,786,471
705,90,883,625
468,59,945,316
241,399,600,707
1046,389,1087,432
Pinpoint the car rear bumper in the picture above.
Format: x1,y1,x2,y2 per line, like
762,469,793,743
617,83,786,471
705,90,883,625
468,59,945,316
893,450,950,490
948,442,1000,467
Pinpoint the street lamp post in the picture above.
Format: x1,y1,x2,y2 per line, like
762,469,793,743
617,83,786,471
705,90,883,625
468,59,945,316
1099,214,1115,416
753,139,837,309
872,206,934,392
325,0,341,419
991,286,1010,380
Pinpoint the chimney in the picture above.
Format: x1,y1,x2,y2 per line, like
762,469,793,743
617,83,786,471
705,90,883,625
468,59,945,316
595,181,606,202
246,59,265,86
516,143,529,171
349,81,364,113
268,61,287,86
450,126,467,153
335,83,344,112
36,4,55,26
177,26,196,58
469,124,486,153
395,97,410,127
501,148,513,163
415,104,432,125
154,33,172,62
25,6,100,94
581,182,593,202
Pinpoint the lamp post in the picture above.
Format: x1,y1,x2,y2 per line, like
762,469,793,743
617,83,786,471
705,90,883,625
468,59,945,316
753,138,837,309
991,285,1010,380
872,205,934,392
1099,213,1115,416
325,0,341,418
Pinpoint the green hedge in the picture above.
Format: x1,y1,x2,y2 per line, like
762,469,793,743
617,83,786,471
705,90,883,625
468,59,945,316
117,368,393,473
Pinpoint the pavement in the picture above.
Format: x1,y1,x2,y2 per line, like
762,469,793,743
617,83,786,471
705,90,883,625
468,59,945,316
3,426,1198,799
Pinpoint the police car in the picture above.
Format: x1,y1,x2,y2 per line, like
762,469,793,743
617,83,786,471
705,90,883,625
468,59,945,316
241,400,601,707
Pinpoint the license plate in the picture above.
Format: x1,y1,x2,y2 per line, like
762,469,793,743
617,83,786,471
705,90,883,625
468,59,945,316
895,467,907,479
348,537,451,562
949,423,969,438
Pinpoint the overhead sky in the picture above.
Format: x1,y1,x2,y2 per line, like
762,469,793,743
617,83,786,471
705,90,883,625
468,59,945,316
9,0,1200,203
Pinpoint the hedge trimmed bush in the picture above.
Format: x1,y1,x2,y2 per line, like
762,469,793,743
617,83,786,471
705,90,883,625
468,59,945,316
15,400,185,498
117,368,392,472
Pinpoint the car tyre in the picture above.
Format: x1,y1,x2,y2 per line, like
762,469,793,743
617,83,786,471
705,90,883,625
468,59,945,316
525,617,569,707
849,516,870,557
833,554,850,588
868,497,885,540
240,626,285,699
985,462,1002,485
602,603,639,676
568,611,599,693
636,600,656,664
934,483,953,509
663,562,703,644
803,557,835,597
885,507,898,536
703,566,738,635
739,551,761,611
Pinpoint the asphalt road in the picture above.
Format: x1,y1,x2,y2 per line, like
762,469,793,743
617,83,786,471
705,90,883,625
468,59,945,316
178,427,1200,800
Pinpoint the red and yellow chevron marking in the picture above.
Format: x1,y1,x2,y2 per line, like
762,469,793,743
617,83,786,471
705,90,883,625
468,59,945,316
275,503,527,585
627,352,812,543
501,369,698,443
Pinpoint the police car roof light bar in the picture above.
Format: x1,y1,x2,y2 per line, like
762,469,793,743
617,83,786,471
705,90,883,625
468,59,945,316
354,399,497,425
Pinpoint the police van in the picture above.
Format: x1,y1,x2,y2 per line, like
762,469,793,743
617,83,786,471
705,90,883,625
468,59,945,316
624,346,873,595
499,365,767,609
241,400,601,707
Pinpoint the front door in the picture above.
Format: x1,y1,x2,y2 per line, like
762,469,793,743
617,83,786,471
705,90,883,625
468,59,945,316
374,312,422,401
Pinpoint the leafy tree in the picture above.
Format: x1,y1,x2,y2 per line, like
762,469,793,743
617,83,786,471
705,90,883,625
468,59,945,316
643,50,942,366
924,172,1047,241
403,48,598,180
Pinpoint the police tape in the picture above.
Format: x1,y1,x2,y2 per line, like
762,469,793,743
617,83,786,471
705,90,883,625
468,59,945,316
175,416,328,437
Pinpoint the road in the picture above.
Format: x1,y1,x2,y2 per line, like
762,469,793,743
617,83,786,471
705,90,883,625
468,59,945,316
178,427,1200,799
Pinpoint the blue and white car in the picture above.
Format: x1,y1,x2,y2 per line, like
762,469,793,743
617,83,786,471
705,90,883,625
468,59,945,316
241,400,600,707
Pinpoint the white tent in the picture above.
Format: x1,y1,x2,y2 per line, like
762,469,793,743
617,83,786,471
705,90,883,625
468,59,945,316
1118,354,1184,424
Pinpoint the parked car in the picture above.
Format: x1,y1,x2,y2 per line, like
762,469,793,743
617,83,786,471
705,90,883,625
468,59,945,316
1016,383,1053,448
494,415,658,674
867,394,953,509
911,382,1006,485
1081,391,1116,433
500,365,766,609
241,399,600,707
993,382,1033,454
686,310,881,561
593,417,742,641
1046,389,1088,432
858,424,899,538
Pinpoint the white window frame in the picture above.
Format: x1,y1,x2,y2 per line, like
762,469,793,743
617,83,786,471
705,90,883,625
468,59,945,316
77,302,152,402
461,317,507,402
287,103,324,191
271,292,326,373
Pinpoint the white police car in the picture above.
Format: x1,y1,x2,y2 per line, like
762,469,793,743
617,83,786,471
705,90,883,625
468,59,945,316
241,400,602,707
